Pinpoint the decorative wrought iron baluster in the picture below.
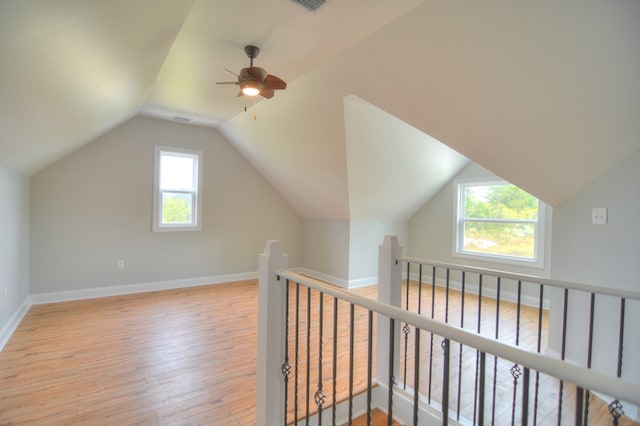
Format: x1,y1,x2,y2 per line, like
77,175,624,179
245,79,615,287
510,363,522,425
388,318,395,426
582,292,595,426
402,322,410,390
491,277,501,425
456,271,466,421
367,310,373,425
413,326,421,426
332,297,338,426
609,298,626,426
445,268,450,323
442,338,450,426
473,274,483,425
306,287,312,425
510,281,523,425
428,266,436,404
314,292,325,424
281,279,291,426
533,284,544,426
478,351,486,426
294,283,300,423
609,400,624,426
521,367,530,426
557,288,569,426
348,303,355,423
402,262,411,390
414,263,423,424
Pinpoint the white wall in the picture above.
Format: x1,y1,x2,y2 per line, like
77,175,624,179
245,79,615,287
348,220,407,285
30,116,302,294
0,167,30,346
302,219,350,285
408,162,552,277
550,147,640,396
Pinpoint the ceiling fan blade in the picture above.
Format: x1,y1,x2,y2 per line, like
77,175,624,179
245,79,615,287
264,74,287,90
224,68,239,77
260,88,274,99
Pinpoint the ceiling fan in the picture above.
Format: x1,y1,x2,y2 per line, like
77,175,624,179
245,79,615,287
216,45,287,99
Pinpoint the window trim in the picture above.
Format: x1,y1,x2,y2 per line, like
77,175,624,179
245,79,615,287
153,145,203,232
452,177,546,268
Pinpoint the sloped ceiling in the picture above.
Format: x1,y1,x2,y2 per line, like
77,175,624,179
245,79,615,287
0,0,194,173
344,95,469,221
1,1,639,220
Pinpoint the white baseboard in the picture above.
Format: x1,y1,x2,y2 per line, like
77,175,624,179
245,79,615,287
291,268,377,289
29,271,258,305
408,272,550,310
0,296,32,351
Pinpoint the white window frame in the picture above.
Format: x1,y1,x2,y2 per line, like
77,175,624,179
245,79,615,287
153,146,203,232
453,177,546,268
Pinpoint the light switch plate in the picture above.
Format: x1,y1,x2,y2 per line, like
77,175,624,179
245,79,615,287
592,208,608,225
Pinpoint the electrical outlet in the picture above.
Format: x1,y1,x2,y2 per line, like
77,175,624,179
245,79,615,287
116,260,125,270
3,286,7,301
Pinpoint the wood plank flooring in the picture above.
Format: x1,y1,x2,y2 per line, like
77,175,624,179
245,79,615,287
0,279,637,425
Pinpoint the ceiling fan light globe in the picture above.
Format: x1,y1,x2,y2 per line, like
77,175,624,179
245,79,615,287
242,86,260,96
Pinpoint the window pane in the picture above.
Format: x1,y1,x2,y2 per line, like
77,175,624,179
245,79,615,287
463,221,535,259
464,184,538,220
160,154,195,191
161,192,193,225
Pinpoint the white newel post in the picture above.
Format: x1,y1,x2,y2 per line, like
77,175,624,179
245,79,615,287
376,235,403,390
256,240,289,426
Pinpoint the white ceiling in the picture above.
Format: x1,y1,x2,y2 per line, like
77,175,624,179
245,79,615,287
1,0,639,221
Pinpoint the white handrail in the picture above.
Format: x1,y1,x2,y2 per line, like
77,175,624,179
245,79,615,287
276,269,640,406
400,256,640,301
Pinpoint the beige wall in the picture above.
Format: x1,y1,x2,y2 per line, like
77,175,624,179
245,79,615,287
0,167,30,341
30,116,302,294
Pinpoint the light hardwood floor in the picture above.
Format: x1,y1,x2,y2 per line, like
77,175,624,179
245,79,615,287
1,280,637,425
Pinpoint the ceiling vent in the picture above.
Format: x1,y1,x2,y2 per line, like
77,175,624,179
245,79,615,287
172,116,191,124
291,0,326,12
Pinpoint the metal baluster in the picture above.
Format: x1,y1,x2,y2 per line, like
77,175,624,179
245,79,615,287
522,367,530,426
314,292,325,425
478,351,486,426
491,277,501,426
403,262,411,390
388,318,395,426
295,283,300,424
281,279,291,426
414,263,423,424
533,284,544,426
413,326,421,426
557,288,569,426
473,274,484,425
442,338,450,426
417,264,423,314
445,269,450,323
428,266,436,404
332,297,338,426
510,281,523,425
349,303,355,424
306,287,312,425
456,272,466,421
367,310,373,425
581,292,596,426
510,364,522,425
609,298,626,426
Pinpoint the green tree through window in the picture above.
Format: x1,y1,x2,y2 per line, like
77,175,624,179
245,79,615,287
457,181,542,261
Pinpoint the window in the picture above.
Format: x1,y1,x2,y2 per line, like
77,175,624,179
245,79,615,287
153,146,203,232
454,178,545,267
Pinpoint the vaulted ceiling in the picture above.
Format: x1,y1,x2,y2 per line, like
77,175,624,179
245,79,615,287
1,0,639,220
